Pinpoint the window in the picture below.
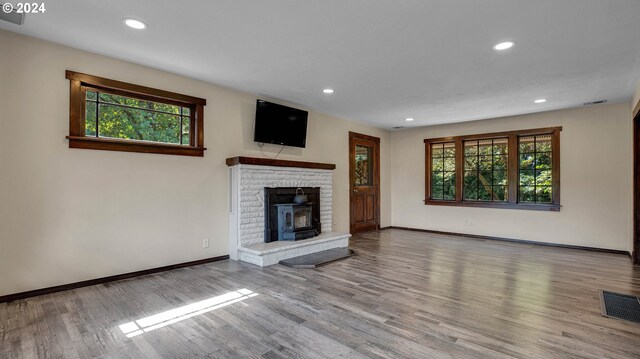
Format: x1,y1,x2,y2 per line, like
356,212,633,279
463,138,508,202
354,144,373,186
66,71,206,156
430,142,456,200
518,135,553,203
424,127,561,211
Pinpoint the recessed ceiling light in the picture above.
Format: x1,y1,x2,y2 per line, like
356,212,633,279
323,88,334,94
493,41,515,51
405,118,414,122
124,18,147,30
534,98,547,103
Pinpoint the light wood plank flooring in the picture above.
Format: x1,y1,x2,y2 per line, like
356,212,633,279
2,229,640,358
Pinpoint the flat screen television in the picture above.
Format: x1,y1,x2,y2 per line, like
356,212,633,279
254,100,308,148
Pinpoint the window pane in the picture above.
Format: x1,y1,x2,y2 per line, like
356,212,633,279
464,188,477,200
444,171,456,183
443,180,455,200
519,154,535,169
519,186,535,202
85,100,97,136
464,171,478,195
536,152,551,169
433,158,444,172
479,156,492,170
84,90,196,146
519,170,535,186
463,172,478,200
464,156,478,170
354,145,372,186
536,136,552,152
493,170,507,185
493,186,507,202
479,144,492,156
97,103,180,144
443,158,455,172
430,142,455,200
519,136,535,153
182,117,190,145
432,184,444,199
182,107,191,116
461,138,508,203
86,90,97,100
432,171,444,187
536,187,552,203
535,170,552,186
464,141,477,156
493,140,508,155
98,93,181,114
518,134,555,205
443,147,455,157
477,185,491,201
444,172,456,199
480,170,492,184
494,155,507,171
464,187,478,201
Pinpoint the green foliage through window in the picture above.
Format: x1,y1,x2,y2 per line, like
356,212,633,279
425,127,560,210
463,138,508,202
518,135,552,203
431,142,456,200
85,90,191,145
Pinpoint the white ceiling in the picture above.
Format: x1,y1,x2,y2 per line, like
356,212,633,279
3,0,640,128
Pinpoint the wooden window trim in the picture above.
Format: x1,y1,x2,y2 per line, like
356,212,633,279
65,70,207,157
424,127,562,211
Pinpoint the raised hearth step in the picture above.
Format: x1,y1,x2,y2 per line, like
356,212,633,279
238,232,350,267
279,248,356,268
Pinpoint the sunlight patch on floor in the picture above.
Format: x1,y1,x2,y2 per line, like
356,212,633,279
119,288,258,338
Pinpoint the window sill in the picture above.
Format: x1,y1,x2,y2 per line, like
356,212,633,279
66,136,206,157
424,199,560,211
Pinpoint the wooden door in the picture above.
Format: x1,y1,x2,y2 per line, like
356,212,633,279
349,132,380,234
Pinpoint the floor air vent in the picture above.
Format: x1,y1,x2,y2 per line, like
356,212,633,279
600,291,640,324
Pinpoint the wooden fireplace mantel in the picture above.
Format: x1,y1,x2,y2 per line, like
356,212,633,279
225,156,336,170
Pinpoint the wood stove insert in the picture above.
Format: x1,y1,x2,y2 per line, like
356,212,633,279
264,187,321,243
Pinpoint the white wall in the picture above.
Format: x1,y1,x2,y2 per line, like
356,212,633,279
390,103,633,252
0,30,391,296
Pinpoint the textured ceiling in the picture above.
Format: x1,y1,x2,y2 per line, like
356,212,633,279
2,0,640,128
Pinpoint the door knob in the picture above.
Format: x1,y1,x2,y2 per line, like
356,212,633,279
353,189,358,193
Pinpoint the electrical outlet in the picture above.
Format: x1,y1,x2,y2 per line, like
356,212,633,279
464,219,473,226
202,239,209,248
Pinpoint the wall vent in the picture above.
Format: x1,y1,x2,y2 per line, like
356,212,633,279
583,100,608,106
0,5,24,25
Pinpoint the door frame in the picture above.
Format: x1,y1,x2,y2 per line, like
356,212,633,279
349,131,381,234
634,107,640,264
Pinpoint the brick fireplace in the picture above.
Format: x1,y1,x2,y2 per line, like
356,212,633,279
226,157,350,266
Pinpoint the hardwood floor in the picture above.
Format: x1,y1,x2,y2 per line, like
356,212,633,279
2,229,640,358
